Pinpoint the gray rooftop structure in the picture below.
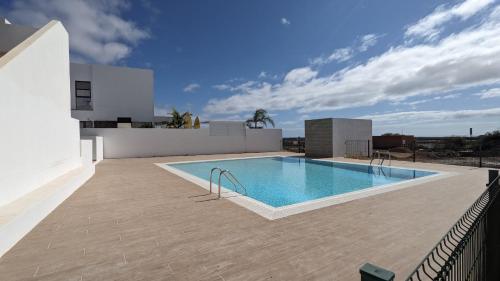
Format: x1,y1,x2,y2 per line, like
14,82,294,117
305,118,373,158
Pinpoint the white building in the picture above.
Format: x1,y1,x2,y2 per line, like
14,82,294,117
305,118,373,158
70,63,154,127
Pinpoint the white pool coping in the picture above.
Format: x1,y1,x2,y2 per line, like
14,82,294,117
155,155,455,220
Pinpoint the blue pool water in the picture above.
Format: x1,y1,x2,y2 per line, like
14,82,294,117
169,157,436,208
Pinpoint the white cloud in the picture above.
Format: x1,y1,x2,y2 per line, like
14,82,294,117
258,71,267,78
213,81,262,93
405,0,494,40
280,120,299,126
399,93,461,108
310,34,380,66
204,5,500,115
310,48,353,65
283,67,318,85
7,0,150,64
360,107,500,123
476,87,500,98
358,34,380,52
328,48,353,61
281,17,291,25
213,84,232,91
300,114,311,120
223,115,244,121
154,105,171,116
361,107,500,136
183,83,200,93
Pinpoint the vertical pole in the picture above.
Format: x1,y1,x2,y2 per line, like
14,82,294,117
479,142,483,168
367,140,370,158
486,170,500,280
413,141,416,163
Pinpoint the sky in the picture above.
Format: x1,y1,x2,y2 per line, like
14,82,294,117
1,0,500,137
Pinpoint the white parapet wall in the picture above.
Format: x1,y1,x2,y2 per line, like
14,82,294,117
81,128,283,158
81,136,103,162
0,21,82,206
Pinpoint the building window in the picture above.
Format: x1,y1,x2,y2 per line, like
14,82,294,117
75,81,92,110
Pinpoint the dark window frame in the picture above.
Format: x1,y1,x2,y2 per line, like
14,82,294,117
75,80,92,110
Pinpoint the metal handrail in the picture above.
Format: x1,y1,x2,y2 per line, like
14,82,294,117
370,150,392,167
218,170,247,199
209,167,247,199
209,167,225,194
370,151,379,166
222,171,247,194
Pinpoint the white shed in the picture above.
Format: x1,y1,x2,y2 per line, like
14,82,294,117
305,118,373,158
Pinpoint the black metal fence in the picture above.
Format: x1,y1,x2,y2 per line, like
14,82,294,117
282,137,305,153
412,137,498,169
360,171,500,281
405,171,500,281
371,136,500,169
284,134,500,169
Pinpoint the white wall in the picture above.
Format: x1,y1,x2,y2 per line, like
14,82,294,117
0,21,82,206
246,129,283,152
70,63,154,122
209,121,246,136
81,128,282,158
0,140,94,258
81,136,103,162
331,118,372,157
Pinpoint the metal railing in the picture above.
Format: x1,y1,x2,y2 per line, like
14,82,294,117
209,167,224,194
405,172,500,281
370,151,391,167
283,137,305,153
360,170,500,281
209,167,247,198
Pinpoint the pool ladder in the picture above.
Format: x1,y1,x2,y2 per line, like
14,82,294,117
209,167,247,199
369,151,391,167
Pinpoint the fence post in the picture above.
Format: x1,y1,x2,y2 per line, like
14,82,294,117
486,169,500,281
479,142,483,168
413,141,416,163
360,263,394,281
367,140,370,158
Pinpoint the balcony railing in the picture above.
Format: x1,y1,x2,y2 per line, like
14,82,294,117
360,170,500,281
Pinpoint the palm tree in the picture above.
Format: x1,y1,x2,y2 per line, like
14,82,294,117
193,116,201,129
246,109,275,129
168,108,187,128
183,112,193,128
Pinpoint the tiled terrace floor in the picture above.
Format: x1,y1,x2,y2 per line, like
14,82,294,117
0,152,489,280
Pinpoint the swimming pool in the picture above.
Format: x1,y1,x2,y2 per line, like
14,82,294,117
161,156,441,219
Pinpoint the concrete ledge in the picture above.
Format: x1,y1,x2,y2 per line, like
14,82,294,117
0,164,94,257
